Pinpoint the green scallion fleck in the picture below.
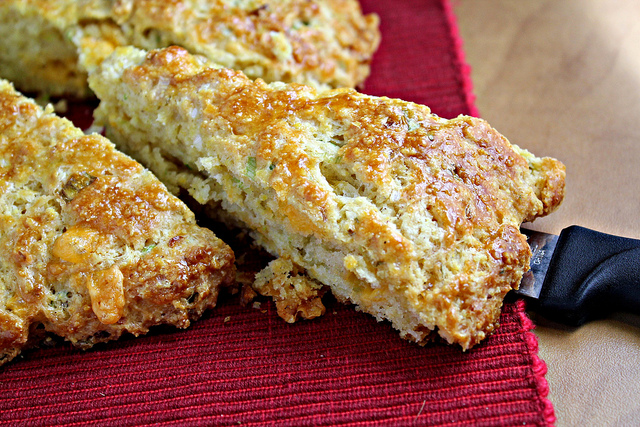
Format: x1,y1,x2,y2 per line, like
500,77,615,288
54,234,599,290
246,156,257,178
232,177,244,190
407,119,420,132
142,243,156,255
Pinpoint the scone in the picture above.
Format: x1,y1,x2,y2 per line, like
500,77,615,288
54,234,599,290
0,78,235,365
0,0,380,97
89,46,566,350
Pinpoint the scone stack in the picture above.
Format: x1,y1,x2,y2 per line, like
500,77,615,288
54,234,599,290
0,0,565,363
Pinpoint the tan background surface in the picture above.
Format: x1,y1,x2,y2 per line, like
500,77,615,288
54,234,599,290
454,1,640,426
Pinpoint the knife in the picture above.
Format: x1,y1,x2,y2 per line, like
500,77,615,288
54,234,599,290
516,226,640,326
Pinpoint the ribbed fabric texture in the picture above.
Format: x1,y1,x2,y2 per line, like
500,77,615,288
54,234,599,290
1,298,552,426
0,1,555,425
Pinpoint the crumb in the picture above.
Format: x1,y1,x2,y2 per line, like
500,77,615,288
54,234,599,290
252,258,326,323
239,282,258,306
53,98,67,114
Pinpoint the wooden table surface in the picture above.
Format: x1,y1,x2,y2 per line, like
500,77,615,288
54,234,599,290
453,1,640,425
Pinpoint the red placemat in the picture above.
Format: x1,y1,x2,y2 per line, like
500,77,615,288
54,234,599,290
0,1,555,425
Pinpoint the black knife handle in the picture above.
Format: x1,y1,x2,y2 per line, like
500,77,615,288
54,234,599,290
536,225,640,326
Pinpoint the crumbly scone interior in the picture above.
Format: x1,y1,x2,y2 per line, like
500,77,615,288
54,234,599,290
0,6,87,97
0,79,235,365
89,46,565,350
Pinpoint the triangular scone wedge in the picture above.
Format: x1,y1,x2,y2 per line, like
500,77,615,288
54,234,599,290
0,79,235,365
90,46,565,350
0,0,379,98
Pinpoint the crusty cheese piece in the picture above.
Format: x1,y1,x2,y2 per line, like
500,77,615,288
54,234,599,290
252,257,326,323
0,78,235,365
0,0,380,97
90,46,566,350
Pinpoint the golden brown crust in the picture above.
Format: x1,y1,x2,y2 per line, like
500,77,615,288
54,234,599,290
0,78,235,365
90,46,566,350
0,0,380,97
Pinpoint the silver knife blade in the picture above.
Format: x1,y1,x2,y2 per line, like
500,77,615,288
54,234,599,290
517,228,559,299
